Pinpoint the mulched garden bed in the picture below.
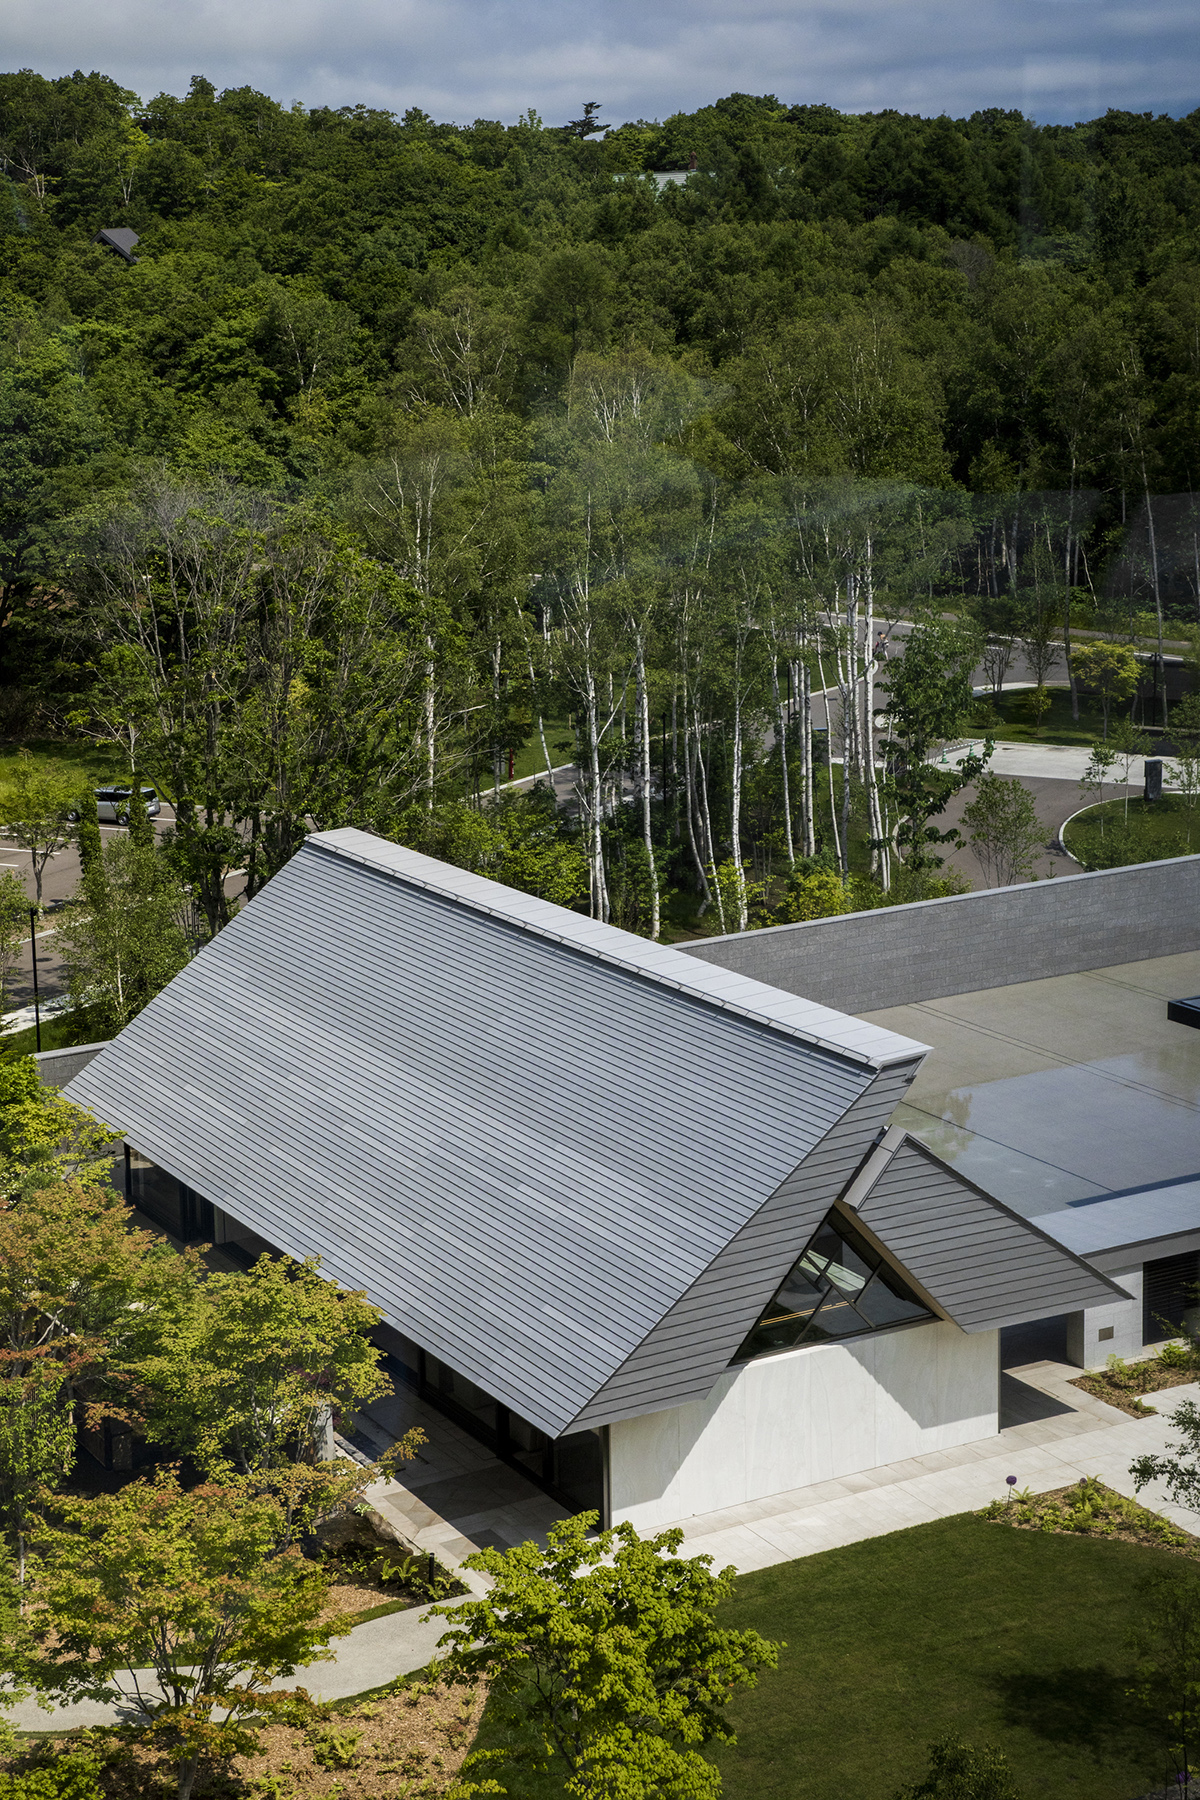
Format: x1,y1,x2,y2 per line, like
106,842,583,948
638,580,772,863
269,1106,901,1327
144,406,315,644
982,1476,1196,1556
1069,1350,1199,1418
9,1674,487,1799
314,1514,467,1623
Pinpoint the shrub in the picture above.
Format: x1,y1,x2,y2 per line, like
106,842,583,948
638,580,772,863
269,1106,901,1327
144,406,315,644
895,1735,1021,1800
0,1754,105,1800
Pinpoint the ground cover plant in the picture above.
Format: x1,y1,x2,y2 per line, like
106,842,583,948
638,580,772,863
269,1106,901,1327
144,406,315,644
984,1475,1197,1555
1063,795,1194,868
1071,1346,1200,1417
704,1512,1192,1800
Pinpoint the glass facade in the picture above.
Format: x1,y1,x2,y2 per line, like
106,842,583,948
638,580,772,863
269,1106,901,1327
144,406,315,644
734,1210,934,1363
1143,1250,1200,1344
380,1332,607,1522
126,1147,214,1243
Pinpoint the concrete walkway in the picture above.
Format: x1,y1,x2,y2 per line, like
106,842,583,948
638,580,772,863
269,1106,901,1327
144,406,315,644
947,737,1166,785
668,1365,1200,1573
12,1365,1200,1731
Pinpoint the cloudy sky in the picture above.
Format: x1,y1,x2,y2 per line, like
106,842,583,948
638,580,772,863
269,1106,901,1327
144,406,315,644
7,0,1199,127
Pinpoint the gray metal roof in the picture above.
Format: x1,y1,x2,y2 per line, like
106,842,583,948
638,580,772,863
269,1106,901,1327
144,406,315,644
93,227,140,262
67,830,918,1437
1030,1178,1200,1269
852,1130,1129,1331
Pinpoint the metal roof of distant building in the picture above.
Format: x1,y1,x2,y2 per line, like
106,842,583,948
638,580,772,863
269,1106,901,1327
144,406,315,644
65,830,924,1437
1031,1176,1200,1266
93,227,140,261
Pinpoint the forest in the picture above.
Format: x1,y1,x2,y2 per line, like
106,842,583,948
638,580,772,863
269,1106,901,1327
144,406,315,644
2,70,1200,941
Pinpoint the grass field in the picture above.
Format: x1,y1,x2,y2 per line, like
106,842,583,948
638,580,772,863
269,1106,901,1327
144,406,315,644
711,1514,1178,1800
973,685,1133,747
0,738,132,791
474,1514,1185,1799
1063,793,1199,864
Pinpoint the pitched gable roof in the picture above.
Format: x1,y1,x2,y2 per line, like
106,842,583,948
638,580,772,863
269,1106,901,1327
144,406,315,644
850,1129,1128,1330
66,831,927,1436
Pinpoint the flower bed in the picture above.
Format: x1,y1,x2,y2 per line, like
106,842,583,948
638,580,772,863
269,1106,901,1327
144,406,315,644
1069,1345,1199,1417
982,1476,1195,1555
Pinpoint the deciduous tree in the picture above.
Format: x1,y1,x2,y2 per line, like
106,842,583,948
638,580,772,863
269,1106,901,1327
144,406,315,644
56,836,191,1038
963,773,1045,888
0,757,77,914
26,1469,348,1800
131,1252,391,1477
434,1512,780,1800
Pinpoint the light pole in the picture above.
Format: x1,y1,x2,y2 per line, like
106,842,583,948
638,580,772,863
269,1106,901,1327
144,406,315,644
28,909,40,1053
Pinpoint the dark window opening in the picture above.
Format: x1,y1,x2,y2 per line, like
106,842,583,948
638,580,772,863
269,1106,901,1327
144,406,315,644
383,1336,607,1522
125,1147,213,1243
1143,1251,1200,1344
733,1209,934,1363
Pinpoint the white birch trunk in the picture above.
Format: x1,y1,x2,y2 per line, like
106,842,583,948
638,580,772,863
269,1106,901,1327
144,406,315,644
772,655,794,863
636,635,660,939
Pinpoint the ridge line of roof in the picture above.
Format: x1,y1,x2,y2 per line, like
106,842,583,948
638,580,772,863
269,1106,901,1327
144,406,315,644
306,831,925,1071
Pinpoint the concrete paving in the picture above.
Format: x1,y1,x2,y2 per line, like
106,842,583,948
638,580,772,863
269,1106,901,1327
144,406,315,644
665,1368,1200,1574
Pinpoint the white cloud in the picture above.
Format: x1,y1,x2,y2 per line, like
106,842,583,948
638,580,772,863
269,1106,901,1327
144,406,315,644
5,0,1197,125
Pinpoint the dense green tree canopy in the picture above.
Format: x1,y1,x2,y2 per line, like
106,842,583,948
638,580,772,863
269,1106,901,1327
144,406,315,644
2,73,1198,933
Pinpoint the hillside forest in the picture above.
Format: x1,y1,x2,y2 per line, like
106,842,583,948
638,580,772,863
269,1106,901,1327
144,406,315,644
3,72,1200,940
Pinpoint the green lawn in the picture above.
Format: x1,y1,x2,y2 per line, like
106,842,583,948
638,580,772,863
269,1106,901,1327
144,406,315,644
2,1012,105,1057
972,685,1130,747
0,737,132,791
1063,793,1199,866
474,1515,1184,1799
712,1514,1178,1800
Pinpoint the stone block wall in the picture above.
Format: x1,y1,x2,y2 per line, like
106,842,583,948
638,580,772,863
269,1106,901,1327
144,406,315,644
678,855,1200,1013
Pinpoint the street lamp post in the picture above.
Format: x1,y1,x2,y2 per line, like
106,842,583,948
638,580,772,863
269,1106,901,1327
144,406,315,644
28,909,40,1053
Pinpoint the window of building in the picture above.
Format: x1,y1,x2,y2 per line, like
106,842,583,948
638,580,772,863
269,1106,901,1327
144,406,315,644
733,1210,935,1363
1143,1250,1200,1344
381,1334,607,1520
125,1148,214,1243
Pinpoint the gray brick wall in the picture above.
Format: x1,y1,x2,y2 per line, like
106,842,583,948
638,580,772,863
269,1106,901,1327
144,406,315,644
34,1042,109,1089
677,855,1200,1013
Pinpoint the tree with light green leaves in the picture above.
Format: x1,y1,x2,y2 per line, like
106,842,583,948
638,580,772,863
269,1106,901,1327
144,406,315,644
1071,640,1140,738
23,1469,348,1800
894,1735,1021,1800
963,774,1045,888
0,869,28,1016
0,1133,194,1575
433,1512,781,1800
773,864,851,923
1108,716,1151,825
879,620,991,873
1168,694,1200,849
0,756,77,915
1079,740,1116,837
130,1252,391,1479
56,835,191,1039
0,1053,118,1197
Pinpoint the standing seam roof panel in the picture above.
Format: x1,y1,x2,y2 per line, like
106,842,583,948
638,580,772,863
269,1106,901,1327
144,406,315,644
67,832,895,1437
857,1137,1129,1332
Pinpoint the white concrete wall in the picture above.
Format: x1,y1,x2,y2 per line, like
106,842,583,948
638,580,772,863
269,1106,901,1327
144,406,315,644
1066,1266,1144,1367
609,1320,999,1531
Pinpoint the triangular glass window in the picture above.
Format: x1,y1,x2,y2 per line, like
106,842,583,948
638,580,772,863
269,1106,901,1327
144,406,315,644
733,1210,934,1363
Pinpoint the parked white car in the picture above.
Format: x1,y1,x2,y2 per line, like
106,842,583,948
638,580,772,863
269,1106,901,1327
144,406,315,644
74,785,162,825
